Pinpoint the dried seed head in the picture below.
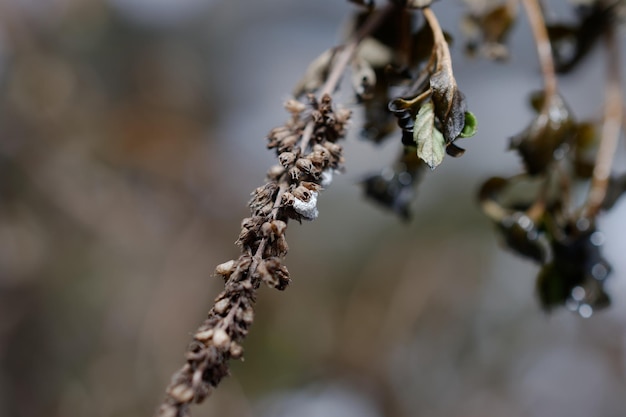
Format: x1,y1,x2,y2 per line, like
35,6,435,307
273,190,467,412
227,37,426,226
257,202,275,217
214,298,230,315
335,108,352,124
212,329,231,349
271,220,287,236
279,152,297,168
292,186,312,202
215,260,235,278
241,308,254,324
169,384,195,403
264,257,291,290
267,165,285,181
309,149,330,168
300,181,322,192
260,222,274,238
281,192,295,206
288,166,301,181
275,235,289,257
195,329,214,342
229,342,244,359
284,99,306,114
323,142,343,158
296,158,315,174
158,404,178,417
278,134,299,153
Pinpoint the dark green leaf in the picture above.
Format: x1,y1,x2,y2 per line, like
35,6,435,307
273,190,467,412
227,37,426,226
459,111,478,138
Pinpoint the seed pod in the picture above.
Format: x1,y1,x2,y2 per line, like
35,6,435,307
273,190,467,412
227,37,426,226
284,99,306,114
214,298,230,315
229,342,244,359
267,165,285,181
212,329,231,349
195,329,214,342
169,384,194,403
278,135,299,153
279,152,297,168
215,260,235,278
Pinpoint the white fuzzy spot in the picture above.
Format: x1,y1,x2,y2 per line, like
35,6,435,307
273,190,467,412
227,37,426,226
293,191,319,220
321,170,334,188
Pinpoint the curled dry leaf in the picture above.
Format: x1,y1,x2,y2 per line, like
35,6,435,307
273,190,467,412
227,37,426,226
509,92,576,175
461,2,517,60
536,223,611,314
429,69,468,143
548,2,618,73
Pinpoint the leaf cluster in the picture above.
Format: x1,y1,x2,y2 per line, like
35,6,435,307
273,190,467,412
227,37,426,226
480,91,625,314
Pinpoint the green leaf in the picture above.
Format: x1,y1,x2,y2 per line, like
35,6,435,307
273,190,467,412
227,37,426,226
413,102,446,169
459,111,478,138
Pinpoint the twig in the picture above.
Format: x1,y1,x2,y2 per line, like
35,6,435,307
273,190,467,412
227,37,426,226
521,0,558,102
299,3,396,153
583,25,623,218
422,7,453,75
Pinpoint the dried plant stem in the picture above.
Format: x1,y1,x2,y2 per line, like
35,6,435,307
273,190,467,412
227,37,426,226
584,26,623,218
155,5,395,417
521,0,558,100
422,7,453,75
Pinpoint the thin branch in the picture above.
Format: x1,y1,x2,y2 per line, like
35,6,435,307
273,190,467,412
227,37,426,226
422,7,453,75
583,25,623,218
299,3,396,153
521,0,558,101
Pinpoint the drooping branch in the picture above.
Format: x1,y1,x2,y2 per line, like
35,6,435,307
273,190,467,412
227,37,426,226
583,24,623,218
155,4,396,417
521,0,558,102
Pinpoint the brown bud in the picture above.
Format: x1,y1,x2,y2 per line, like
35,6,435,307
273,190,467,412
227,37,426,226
158,404,178,417
212,328,231,349
288,166,301,181
215,260,235,278
169,384,195,403
281,192,295,206
278,134,299,153
271,220,287,236
275,235,289,257
279,152,297,168
195,329,214,342
214,298,230,315
229,342,244,359
284,99,306,114
323,142,343,157
335,108,352,124
267,165,285,180
241,308,254,324
300,181,322,192
292,186,312,201
296,158,315,174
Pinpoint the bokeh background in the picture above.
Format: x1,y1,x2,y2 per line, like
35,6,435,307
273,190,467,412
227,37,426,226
1,1,625,417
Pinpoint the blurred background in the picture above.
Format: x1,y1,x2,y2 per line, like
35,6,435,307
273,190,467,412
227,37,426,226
0,1,625,416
